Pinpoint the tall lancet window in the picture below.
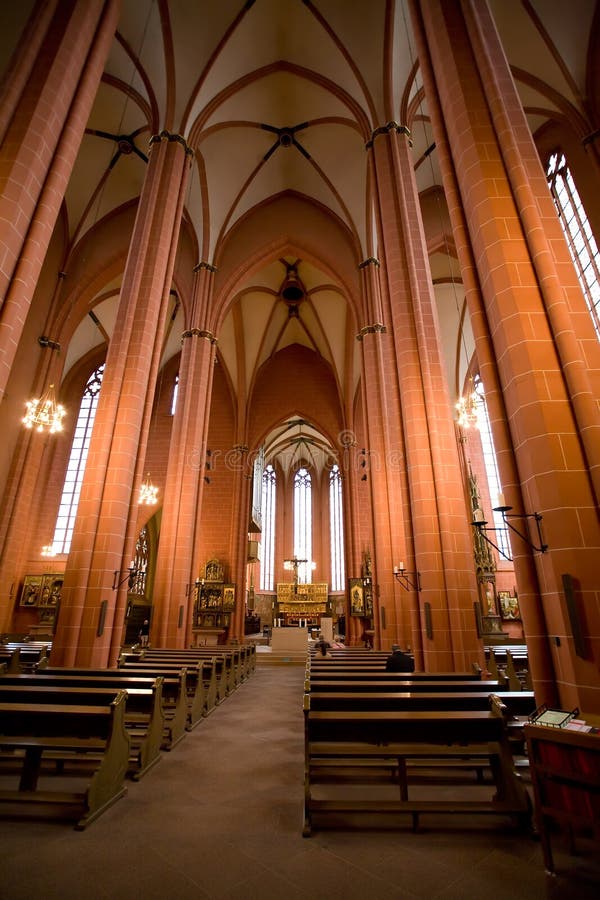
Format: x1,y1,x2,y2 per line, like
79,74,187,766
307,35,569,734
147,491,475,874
51,364,104,555
294,467,312,584
329,464,345,591
260,464,276,591
547,150,600,339
475,376,511,561
171,373,179,415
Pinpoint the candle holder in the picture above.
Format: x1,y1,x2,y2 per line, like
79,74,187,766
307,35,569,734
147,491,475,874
471,503,548,561
112,562,144,591
392,564,421,592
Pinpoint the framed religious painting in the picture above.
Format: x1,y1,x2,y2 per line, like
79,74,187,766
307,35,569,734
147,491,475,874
222,584,235,610
20,574,43,607
40,574,63,607
349,577,365,616
498,590,521,620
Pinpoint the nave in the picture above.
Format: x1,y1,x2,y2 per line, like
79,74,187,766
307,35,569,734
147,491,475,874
1,665,599,900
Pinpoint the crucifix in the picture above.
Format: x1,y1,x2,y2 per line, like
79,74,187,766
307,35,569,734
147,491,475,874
283,555,308,590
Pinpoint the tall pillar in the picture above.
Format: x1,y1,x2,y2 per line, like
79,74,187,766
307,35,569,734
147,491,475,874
151,264,218,648
408,0,556,704
355,257,416,654
367,123,482,671
0,0,121,398
51,132,192,667
414,0,600,710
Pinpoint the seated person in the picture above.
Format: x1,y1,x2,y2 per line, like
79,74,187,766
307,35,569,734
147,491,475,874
315,635,332,658
385,645,415,672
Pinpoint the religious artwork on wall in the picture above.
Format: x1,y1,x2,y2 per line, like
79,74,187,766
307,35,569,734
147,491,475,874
20,575,43,606
40,575,63,606
19,574,63,608
222,584,235,610
204,558,224,582
498,591,520,620
349,578,365,616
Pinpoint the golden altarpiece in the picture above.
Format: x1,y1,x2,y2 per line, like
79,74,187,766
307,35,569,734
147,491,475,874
273,582,330,627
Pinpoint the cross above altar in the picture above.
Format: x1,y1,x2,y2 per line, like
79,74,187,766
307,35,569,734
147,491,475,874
283,555,315,587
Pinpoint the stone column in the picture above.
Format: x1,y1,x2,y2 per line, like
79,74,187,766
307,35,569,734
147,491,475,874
0,0,121,399
367,123,482,672
51,131,192,667
413,0,600,709
355,257,417,654
408,0,556,704
150,264,218,648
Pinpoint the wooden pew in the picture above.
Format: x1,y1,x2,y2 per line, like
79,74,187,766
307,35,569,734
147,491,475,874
307,668,483,681
0,680,163,780
118,660,216,725
308,678,509,693
303,698,532,836
144,644,257,686
140,648,241,692
0,644,50,673
32,668,188,750
525,723,600,875
0,690,129,829
0,666,187,751
305,689,536,717
125,643,257,680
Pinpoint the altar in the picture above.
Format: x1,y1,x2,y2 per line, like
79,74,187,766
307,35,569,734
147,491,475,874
275,582,329,627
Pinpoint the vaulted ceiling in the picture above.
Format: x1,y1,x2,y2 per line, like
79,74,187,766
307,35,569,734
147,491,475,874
3,0,596,470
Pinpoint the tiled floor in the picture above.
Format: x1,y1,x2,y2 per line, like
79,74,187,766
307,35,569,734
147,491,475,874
1,665,598,899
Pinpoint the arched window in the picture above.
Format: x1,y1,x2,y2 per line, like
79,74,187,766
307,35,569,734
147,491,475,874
260,464,276,591
51,364,104,555
171,373,179,415
547,150,600,339
294,467,312,584
475,376,512,560
329,464,345,591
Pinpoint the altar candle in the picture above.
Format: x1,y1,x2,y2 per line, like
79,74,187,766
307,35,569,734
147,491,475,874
497,492,506,508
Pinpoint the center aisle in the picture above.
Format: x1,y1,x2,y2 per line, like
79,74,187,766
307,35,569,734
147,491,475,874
1,665,598,899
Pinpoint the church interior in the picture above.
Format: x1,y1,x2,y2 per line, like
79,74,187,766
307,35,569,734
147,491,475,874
0,0,599,892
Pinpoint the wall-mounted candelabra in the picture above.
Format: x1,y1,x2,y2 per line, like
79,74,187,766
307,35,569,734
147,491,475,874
112,561,145,591
392,562,421,592
471,494,548,562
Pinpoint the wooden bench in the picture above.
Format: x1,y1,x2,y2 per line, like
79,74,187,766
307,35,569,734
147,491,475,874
118,660,216,726
305,683,534,771
308,678,508,693
0,644,50,673
31,667,188,750
305,688,536,717
139,649,240,693
0,680,163,780
525,724,600,875
0,690,129,829
307,668,483,681
303,699,532,836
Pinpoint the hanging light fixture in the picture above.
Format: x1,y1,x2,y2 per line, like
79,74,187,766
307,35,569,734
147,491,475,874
455,375,479,429
22,384,66,433
138,472,158,506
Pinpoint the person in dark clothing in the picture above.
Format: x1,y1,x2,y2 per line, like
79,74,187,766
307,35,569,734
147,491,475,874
139,619,150,648
385,646,414,672
315,635,332,658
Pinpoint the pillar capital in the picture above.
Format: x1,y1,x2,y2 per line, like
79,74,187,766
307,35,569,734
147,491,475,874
193,261,217,273
359,257,380,269
366,122,411,149
356,323,387,341
149,130,194,158
181,328,217,344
